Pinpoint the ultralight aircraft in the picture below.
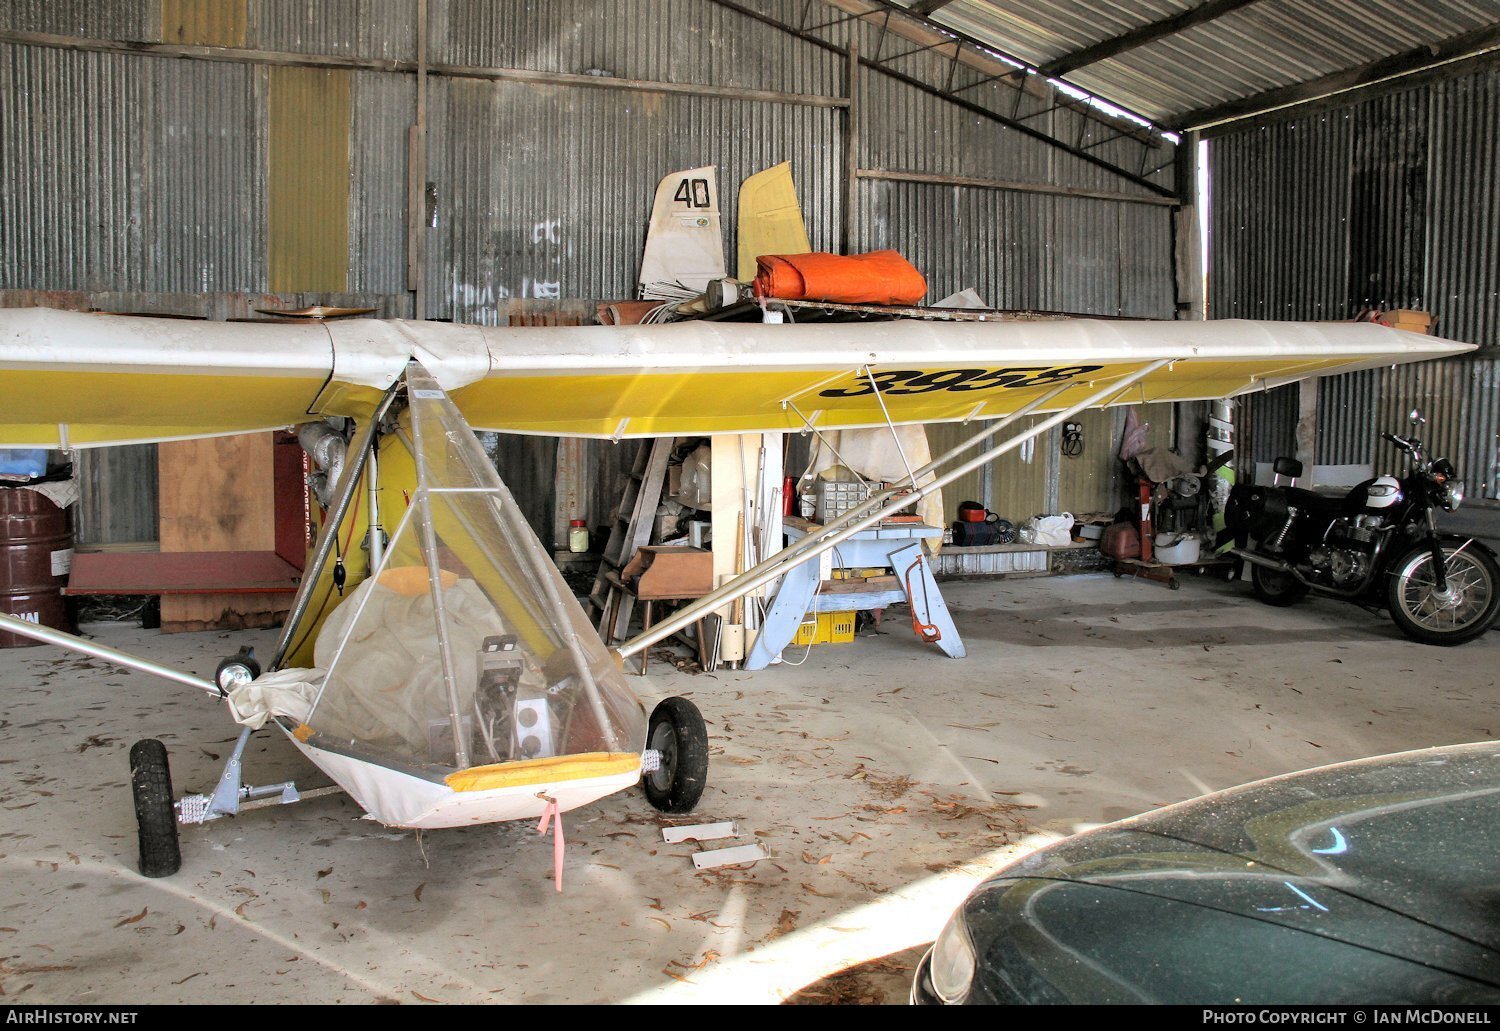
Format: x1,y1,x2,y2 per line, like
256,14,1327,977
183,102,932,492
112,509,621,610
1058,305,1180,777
0,305,1474,881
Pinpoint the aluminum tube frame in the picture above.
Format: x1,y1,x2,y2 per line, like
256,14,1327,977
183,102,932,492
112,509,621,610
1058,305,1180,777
0,612,219,694
366,443,384,573
416,493,470,769
395,423,621,754
270,380,404,672
618,359,1174,658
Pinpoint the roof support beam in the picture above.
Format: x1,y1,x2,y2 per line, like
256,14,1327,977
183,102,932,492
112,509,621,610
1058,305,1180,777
908,0,958,13
708,0,1179,198
1039,0,1265,77
1173,23,1500,132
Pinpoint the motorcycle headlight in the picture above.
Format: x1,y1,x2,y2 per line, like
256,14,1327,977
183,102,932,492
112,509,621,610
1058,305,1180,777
928,912,978,1003
1442,479,1465,512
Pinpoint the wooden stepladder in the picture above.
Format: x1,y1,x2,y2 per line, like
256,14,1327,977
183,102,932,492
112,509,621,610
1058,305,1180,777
587,437,674,644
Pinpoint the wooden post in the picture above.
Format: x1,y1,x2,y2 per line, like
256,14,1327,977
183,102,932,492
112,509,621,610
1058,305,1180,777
1295,378,1318,475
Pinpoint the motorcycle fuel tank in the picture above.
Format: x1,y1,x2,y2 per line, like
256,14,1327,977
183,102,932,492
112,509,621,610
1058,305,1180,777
1345,475,1402,513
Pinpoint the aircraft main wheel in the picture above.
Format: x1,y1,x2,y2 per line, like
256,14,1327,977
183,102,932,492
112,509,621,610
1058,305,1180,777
129,739,181,878
643,697,708,814
1251,563,1308,607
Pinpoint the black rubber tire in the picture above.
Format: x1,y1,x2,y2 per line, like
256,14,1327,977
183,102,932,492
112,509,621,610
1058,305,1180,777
1385,542,1500,647
129,739,182,878
643,697,709,814
1251,563,1309,607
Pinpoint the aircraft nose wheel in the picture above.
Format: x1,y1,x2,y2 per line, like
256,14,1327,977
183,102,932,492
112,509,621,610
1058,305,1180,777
642,697,709,814
214,646,261,696
129,739,182,878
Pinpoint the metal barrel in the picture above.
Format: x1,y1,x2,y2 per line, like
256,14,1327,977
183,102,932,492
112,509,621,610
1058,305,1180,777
0,487,74,648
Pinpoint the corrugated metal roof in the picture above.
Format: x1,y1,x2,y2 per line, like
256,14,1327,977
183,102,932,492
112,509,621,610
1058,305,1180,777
862,0,1500,129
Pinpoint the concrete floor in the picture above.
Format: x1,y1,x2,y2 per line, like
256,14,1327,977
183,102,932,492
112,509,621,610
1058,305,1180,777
1,571,1495,1004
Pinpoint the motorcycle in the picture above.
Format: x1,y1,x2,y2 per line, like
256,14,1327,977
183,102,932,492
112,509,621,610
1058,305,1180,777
1222,411,1500,646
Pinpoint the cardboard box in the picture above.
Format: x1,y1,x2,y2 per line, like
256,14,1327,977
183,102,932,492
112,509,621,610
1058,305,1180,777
1374,309,1433,335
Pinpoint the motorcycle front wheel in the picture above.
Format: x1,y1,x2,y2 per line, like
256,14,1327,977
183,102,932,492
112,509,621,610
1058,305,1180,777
1386,542,1500,646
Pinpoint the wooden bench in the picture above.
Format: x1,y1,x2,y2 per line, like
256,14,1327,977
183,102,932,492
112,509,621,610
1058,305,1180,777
64,550,302,629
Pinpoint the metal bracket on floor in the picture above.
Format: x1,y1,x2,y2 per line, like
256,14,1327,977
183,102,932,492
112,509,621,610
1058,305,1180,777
175,725,332,825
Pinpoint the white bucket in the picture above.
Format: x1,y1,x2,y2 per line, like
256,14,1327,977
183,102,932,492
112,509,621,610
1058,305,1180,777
1154,533,1201,565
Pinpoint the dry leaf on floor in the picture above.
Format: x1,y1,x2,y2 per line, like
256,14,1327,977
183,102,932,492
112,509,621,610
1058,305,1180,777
667,950,721,972
113,908,147,928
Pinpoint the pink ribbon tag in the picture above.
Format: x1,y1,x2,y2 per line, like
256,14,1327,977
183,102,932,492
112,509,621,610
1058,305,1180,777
536,795,565,893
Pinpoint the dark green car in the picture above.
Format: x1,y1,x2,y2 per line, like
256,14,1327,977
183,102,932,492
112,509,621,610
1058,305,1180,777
914,742,1500,1004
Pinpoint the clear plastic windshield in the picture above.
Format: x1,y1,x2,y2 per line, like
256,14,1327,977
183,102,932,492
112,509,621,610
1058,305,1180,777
306,361,647,770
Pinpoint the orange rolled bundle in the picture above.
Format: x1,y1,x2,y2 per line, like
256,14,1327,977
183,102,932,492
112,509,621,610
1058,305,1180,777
754,249,927,305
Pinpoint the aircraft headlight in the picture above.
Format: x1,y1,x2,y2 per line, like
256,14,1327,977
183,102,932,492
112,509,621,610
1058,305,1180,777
1442,479,1465,512
928,911,978,1004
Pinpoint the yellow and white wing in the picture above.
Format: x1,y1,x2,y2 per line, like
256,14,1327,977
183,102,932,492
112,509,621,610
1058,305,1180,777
0,306,1474,446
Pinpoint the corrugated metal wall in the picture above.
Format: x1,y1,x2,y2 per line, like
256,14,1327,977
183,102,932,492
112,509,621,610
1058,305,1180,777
1210,58,1500,499
927,402,1172,524
431,79,843,319
0,44,266,294
0,1,150,39
1,0,1181,540
0,0,1181,315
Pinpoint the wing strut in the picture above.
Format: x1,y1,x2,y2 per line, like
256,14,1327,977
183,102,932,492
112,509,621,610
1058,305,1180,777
859,364,919,487
617,358,1176,660
0,612,219,694
783,399,878,490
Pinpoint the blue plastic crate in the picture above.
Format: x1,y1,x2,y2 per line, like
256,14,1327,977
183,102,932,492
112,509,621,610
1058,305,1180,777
0,449,47,478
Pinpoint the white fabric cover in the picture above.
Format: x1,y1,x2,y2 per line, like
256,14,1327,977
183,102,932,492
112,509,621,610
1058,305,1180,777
227,666,323,730
805,426,945,533
285,736,641,828
311,576,519,760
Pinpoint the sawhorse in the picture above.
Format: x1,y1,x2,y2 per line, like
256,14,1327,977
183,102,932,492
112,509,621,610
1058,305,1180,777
744,520,963,670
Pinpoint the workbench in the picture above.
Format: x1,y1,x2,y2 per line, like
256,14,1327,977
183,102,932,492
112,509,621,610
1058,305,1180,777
744,518,964,671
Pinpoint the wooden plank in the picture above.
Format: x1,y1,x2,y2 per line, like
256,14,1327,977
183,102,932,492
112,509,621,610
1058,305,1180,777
272,431,308,568
64,551,301,596
158,432,284,631
0,30,848,109
817,575,901,595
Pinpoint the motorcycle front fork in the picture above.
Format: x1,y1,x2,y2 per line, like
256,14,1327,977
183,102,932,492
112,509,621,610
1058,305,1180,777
1424,510,1450,592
